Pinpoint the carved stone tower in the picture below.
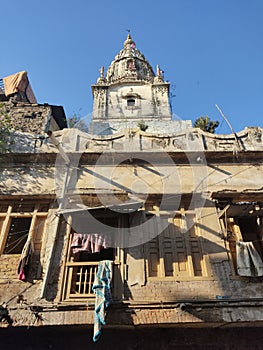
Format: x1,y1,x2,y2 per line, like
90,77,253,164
90,34,191,135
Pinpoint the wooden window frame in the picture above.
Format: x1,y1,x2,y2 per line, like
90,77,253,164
60,214,124,302
145,210,210,281
0,202,48,255
220,214,263,276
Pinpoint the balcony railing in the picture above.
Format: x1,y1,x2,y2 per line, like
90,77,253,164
64,261,99,299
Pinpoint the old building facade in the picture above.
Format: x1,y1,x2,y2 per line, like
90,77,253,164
1,35,263,349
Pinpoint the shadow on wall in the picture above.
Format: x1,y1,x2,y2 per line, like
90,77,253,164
44,220,68,302
0,159,52,195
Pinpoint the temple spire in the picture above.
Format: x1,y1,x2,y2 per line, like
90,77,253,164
124,33,136,49
100,34,155,84
154,64,164,83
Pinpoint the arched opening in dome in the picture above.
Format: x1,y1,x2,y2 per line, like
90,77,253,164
127,98,135,107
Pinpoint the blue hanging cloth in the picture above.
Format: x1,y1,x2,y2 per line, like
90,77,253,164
92,260,113,342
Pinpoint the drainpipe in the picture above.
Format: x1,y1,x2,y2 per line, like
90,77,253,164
40,131,71,298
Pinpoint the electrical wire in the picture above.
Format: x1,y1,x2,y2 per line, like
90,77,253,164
0,200,55,253
4,232,28,252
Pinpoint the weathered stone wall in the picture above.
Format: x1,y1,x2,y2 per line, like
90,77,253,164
1,101,66,136
125,205,263,307
4,126,263,154
1,127,263,329
1,159,262,199
0,254,20,282
64,126,263,152
203,127,263,151
90,119,193,135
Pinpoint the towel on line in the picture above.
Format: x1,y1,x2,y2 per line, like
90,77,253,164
92,260,113,342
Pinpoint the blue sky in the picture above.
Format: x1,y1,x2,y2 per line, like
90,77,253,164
1,0,262,134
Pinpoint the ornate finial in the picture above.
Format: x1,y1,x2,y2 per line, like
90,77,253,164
156,64,162,76
126,29,131,39
154,64,164,83
124,32,136,49
99,66,104,78
96,66,106,84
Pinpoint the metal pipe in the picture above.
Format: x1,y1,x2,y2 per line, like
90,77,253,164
47,130,70,164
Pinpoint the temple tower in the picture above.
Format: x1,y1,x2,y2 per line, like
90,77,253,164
90,34,191,135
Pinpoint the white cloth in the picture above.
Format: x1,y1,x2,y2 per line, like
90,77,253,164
236,241,263,277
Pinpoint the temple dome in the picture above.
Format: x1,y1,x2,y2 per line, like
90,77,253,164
105,34,155,84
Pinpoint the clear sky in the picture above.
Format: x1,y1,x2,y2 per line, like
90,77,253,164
1,0,262,134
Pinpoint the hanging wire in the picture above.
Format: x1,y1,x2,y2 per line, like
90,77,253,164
4,219,45,236
0,204,51,253
4,232,28,253
2,215,49,254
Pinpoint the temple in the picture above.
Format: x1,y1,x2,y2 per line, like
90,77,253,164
90,34,191,135
1,35,263,349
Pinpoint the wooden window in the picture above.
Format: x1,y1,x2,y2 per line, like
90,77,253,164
65,246,117,298
0,201,49,255
145,212,208,279
61,212,123,301
220,214,263,274
4,217,32,254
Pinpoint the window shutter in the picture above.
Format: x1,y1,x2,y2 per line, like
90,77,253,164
161,217,188,277
34,217,46,252
145,212,206,279
147,237,159,277
186,214,204,276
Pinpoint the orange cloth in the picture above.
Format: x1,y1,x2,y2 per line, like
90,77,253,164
3,71,37,103
3,71,28,96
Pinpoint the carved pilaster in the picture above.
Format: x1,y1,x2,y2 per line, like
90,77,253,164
92,85,108,119
152,83,171,119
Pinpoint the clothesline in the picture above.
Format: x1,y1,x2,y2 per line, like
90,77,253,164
3,218,46,254
4,232,29,253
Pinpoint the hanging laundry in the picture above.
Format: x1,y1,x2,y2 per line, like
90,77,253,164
71,233,110,254
92,260,113,342
17,238,34,281
236,241,263,277
3,71,37,103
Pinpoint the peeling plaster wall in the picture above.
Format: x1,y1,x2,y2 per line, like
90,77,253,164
5,126,263,154
1,161,262,198
1,126,263,328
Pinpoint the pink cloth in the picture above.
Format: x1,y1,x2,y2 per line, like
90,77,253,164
17,238,33,281
18,269,26,281
71,233,110,254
